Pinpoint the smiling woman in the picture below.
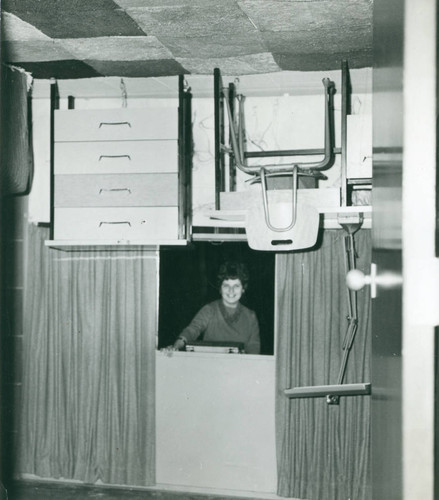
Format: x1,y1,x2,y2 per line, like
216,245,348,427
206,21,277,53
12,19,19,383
171,261,261,354
158,242,275,355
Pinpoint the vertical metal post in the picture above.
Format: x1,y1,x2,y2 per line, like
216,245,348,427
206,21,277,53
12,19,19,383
49,79,59,240
341,60,351,207
185,89,193,240
178,75,186,239
214,68,225,210
177,76,193,241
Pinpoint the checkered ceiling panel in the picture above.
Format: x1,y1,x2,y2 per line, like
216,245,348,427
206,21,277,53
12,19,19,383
1,0,373,79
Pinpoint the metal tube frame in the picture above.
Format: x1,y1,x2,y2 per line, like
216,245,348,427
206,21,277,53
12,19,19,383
223,77,336,175
260,166,298,232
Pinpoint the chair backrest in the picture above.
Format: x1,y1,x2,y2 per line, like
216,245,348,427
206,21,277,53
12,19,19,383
245,188,320,251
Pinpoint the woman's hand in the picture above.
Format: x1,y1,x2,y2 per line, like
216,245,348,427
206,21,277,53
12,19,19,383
160,336,187,357
173,337,187,351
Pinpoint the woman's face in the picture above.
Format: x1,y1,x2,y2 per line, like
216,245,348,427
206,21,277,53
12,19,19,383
220,278,244,308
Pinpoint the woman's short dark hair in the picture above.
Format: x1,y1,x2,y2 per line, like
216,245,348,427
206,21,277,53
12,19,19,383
217,261,249,290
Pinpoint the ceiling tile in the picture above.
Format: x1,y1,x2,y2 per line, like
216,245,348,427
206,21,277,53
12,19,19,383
124,2,257,37
15,60,101,79
3,0,127,13
238,0,372,32
262,27,372,55
1,0,373,79
159,32,266,59
58,36,173,61
177,52,280,75
6,5,145,38
115,0,209,6
85,59,187,77
1,12,51,42
2,40,74,63
274,49,372,71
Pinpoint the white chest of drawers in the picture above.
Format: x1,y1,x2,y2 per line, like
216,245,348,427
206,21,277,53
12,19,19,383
49,105,190,248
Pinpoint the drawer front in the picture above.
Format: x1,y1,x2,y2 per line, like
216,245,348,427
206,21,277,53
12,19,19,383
54,207,179,240
55,140,178,174
55,107,178,142
55,174,178,207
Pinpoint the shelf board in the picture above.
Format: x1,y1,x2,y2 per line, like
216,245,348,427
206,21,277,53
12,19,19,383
192,233,247,242
45,239,188,251
45,206,372,249
199,205,372,230
320,205,372,229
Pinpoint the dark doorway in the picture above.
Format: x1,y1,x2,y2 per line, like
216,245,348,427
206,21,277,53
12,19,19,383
158,242,275,355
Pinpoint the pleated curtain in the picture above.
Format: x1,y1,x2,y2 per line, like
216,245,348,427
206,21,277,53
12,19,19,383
275,229,371,500
18,223,157,486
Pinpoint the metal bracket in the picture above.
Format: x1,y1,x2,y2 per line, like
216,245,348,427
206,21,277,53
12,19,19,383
285,383,371,400
284,230,371,404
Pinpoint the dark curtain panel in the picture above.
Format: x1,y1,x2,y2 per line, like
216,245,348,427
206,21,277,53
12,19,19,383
18,224,157,486
275,229,371,500
1,65,32,195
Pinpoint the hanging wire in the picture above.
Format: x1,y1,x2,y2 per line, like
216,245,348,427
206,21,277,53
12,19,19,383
120,78,127,108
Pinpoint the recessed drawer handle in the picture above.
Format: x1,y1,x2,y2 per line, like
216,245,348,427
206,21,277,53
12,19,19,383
98,221,132,227
99,154,132,161
99,121,132,128
99,188,132,195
